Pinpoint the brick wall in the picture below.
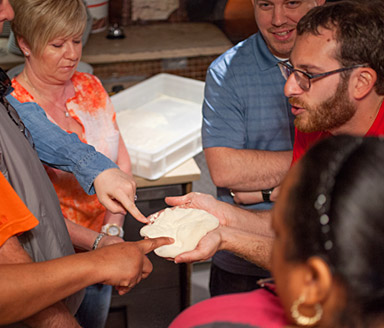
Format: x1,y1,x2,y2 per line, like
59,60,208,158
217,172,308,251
109,0,189,25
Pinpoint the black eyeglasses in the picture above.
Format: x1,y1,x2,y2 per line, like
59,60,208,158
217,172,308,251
0,68,35,148
278,60,367,91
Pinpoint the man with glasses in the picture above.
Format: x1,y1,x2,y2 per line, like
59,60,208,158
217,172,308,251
282,0,384,163
165,0,384,269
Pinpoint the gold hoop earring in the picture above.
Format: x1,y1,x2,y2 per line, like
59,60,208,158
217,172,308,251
291,294,323,326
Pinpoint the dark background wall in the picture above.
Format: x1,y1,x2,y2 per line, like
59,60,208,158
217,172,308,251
108,0,343,45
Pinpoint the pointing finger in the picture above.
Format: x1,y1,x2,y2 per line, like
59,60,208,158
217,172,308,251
139,237,174,254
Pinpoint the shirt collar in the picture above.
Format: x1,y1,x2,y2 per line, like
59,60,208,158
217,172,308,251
254,32,283,71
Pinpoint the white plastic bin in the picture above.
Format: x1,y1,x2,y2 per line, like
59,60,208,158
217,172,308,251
112,73,205,180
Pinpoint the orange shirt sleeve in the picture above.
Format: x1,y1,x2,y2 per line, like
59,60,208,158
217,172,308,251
0,173,39,247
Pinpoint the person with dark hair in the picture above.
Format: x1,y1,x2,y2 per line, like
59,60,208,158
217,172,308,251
282,0,384,161
170,134,384,328
161,0,384,271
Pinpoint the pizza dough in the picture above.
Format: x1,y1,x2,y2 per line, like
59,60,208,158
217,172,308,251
140,207,220,258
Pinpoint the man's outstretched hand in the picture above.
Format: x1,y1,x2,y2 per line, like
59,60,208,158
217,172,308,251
93,237,174,295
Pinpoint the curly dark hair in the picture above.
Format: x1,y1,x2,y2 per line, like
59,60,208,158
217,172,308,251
284,135,384,327
297,0,384,95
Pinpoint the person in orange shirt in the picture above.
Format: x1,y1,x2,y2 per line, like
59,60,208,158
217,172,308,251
0,173,38,247
0,173,171,326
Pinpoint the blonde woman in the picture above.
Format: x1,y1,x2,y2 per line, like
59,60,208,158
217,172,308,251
11,0,133,326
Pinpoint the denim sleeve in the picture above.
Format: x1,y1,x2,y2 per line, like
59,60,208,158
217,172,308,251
7,95,118,195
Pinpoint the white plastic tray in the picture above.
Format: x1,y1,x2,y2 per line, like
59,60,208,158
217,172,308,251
112,73,204,180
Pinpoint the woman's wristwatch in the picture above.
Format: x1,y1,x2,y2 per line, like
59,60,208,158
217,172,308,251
101,223,124,238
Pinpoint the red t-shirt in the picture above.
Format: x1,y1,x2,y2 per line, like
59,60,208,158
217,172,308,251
292,101,384,163
0,173,38,247
169,288,288,328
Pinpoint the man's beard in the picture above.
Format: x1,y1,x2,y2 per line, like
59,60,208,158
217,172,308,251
290,77,356,133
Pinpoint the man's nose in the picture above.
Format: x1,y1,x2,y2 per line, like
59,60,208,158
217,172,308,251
272,6,288,26
284,73,303,98
1,0,15,23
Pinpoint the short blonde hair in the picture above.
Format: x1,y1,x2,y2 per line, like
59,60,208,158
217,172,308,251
11,0,87,56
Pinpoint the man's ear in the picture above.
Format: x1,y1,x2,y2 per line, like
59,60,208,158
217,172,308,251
316,0,327,6
351,67,377,100
300,256,332,306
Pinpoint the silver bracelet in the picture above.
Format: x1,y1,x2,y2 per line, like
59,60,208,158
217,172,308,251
92,233,106,250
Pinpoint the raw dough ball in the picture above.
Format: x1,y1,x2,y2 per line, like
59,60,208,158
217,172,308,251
140,207,219,258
